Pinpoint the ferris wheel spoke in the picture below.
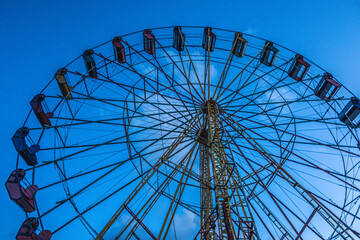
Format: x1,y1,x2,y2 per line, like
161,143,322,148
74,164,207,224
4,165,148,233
222,110,360,238
245,74,317,106
39,158,130,219
95,109,203,239
225,112,360,193
219,67,315,114
222,60,262,108
51,169,150,235
229,109,342,128
124,58,197,123
30,107,190,131
226,110,360,159
28,108,193,172
70,65,200,113
229,131,360,188
48,95,196,108
218,116,293,238
160,155,205,188
244,200,278,239
232,141,327,239
221,119,301,236
224,117,295,169
225,97,350,114
247,190,298,239
204,45,209,100
119,141,201,240
123,40,203,112
155,39,205,104
38,137,193,192
248,191,296,239
124,121,189,175
71,89,193,129
230,135,357,152
78,70,199,111
69,137,196,219
228,139,315,239
230,146,278,180
147,56,198,120
178,51,189,80
117,73,194,124
216,60,259,104
284,167,360,222
39,121,195,221
222,74,293,120
286,158,360,185
177,27,206,100
225,100,353,145
45,121,183,139
215,42,270,102
312,192,360,223
278,174,359,239
157,142,200,240
114,136,200,240
216,60,279,106
93,52,203,107
38,136,181,151
212,35,239,100
270,191,325,239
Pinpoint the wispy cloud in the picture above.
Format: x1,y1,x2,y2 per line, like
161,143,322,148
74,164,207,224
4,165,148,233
243,27,257,35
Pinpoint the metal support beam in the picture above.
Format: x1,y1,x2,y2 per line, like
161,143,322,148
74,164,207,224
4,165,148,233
124,204,158,240
295,207,319,240
206,100,235,240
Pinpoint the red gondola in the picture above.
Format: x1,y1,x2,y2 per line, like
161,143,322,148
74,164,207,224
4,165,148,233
288,54,311,81
30,94,53,127
232,32,247,57
143,29,156,55
112,37,126,63
16,218,52,240
5,169,38,213
55,68,72,98
314,73,341,100
202,27,216,52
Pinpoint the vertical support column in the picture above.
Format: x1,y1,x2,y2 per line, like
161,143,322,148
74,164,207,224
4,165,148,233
206,100,234,240
200,142,215,240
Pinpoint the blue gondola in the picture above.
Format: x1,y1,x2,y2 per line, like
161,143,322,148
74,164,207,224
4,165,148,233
202,27,216,52
82,49,97,78
339,97,360,127
173,26,185,51
260,41,279,67
12,127,40,166
143,29,156,55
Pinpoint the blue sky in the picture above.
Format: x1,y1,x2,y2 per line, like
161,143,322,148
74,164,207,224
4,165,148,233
1,0,360,238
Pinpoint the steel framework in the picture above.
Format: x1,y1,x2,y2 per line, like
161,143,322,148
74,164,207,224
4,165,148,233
7,26,360,240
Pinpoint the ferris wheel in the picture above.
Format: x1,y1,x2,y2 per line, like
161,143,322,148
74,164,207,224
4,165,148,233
6,26,360,240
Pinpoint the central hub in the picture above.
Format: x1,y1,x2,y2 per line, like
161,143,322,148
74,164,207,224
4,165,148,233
201,99,219,114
